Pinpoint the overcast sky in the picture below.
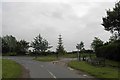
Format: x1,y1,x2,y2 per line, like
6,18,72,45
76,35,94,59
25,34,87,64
1,0,118,51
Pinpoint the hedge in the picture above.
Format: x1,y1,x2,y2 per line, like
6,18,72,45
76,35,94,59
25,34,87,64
96,41,120,61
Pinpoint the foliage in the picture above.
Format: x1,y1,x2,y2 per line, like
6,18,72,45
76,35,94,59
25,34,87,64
0,37,1,53
2,35,17,53
98,1,120,61
68,61,118,78
56,35,66,56
91,37,103,53
109,32,118,43
76,41,84,51
96,40,120,61
16,40,29,55
102,1,120,39
31,34,52,55
2,35,29,55
2,59,22,78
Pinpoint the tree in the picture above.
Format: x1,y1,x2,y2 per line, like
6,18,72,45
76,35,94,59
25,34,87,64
76,41,84,51
76,41,84,61
31,34,52,56
2,35,17,53
56,35,65,58
109,32,118,43
0,37,2,54
91,37,103,52
16,40,29,55
102,1,120,39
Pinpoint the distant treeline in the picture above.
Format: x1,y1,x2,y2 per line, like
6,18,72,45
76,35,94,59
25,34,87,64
1,34,120,61
1,35,29,56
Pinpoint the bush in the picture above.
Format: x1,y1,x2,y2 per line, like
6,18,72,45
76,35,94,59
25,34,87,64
96,41,120,61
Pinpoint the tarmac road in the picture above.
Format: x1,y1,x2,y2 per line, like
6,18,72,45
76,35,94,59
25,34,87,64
3,56,93,78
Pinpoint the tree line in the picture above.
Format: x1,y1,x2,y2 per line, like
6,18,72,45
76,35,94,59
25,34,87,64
1,35,29,55
1,34,66,56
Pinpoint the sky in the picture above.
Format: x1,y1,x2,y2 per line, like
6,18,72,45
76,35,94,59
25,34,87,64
1,0,118,51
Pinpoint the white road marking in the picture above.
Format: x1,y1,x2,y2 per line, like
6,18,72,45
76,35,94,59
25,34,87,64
83,74,87,77
68,67,74,70
47,69,56,78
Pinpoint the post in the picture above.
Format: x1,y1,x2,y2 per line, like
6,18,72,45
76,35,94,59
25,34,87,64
77,50,80,61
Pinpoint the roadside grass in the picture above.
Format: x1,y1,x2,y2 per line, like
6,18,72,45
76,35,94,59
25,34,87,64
105,59,119,68
33,53,96,61
2,59,22,78
0,58,2,79
62,53,96,58
68,60,119,78
62,53,77,58
33,56,58,62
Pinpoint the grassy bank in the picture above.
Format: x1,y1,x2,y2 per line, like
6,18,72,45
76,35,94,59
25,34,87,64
2,59,22,78
68,60,118,78
33,56,58,62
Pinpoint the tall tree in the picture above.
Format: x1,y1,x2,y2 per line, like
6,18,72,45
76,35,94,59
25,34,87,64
56,35,65,58
31,34,52,56
76,41,84,51
91,37,103,52
0,37,2,54
102,1,120,39
16,40,29,55
2,35,17,53
76,41,84,61
109,32,118,43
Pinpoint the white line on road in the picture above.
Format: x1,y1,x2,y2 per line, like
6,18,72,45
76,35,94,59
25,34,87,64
47,69,56,78
68,67,74,70
83,74,87,77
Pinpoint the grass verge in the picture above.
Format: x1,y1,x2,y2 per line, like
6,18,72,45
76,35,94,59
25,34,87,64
33,56,58,62
68,60,119,78
61,54,77,58
0,59,2,79
2,59,22,78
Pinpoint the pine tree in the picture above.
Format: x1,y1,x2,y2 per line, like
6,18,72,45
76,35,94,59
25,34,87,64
56,35,65,58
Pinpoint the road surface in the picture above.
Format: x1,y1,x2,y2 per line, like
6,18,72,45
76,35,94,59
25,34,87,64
3,56,93,78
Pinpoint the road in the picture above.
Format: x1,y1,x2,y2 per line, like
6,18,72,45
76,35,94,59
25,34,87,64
3,56,93,78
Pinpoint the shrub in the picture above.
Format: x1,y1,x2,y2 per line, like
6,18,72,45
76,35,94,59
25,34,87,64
96,41,120,61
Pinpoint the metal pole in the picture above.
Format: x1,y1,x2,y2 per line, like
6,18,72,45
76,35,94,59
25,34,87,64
78,50,80,61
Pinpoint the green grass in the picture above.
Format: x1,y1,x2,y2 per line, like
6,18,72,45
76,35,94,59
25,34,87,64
68,60,119,78
0,58,2,79
62,54,77,58
105,59,119,68
34,56,58,62
2,59,22,78
62,53,96,58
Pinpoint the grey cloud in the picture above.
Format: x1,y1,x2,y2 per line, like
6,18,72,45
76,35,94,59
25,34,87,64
2,2,115,51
